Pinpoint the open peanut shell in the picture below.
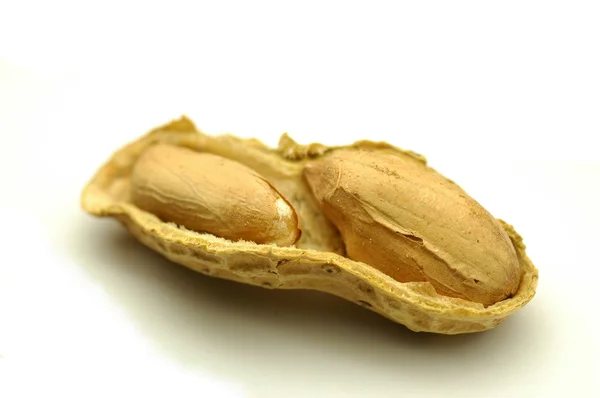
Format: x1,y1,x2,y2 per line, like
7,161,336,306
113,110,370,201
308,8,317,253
81,116,538,334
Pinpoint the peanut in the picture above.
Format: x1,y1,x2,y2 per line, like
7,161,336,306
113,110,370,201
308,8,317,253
82,116,539,334
303,149,521,306
131,144,301,246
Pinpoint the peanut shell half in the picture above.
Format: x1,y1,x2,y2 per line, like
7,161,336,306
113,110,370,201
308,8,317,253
81,116,538,334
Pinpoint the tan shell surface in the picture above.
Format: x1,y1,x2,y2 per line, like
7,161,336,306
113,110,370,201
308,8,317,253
81,116,539,334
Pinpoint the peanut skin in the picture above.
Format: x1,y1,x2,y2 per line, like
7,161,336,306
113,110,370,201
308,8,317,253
131,144,301,246
303,149,521,306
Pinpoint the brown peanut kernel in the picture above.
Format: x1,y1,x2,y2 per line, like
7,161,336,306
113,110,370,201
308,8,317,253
131,144,301,247
303,150,520,306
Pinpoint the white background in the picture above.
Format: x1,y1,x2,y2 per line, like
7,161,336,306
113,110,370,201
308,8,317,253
1,1,599,397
